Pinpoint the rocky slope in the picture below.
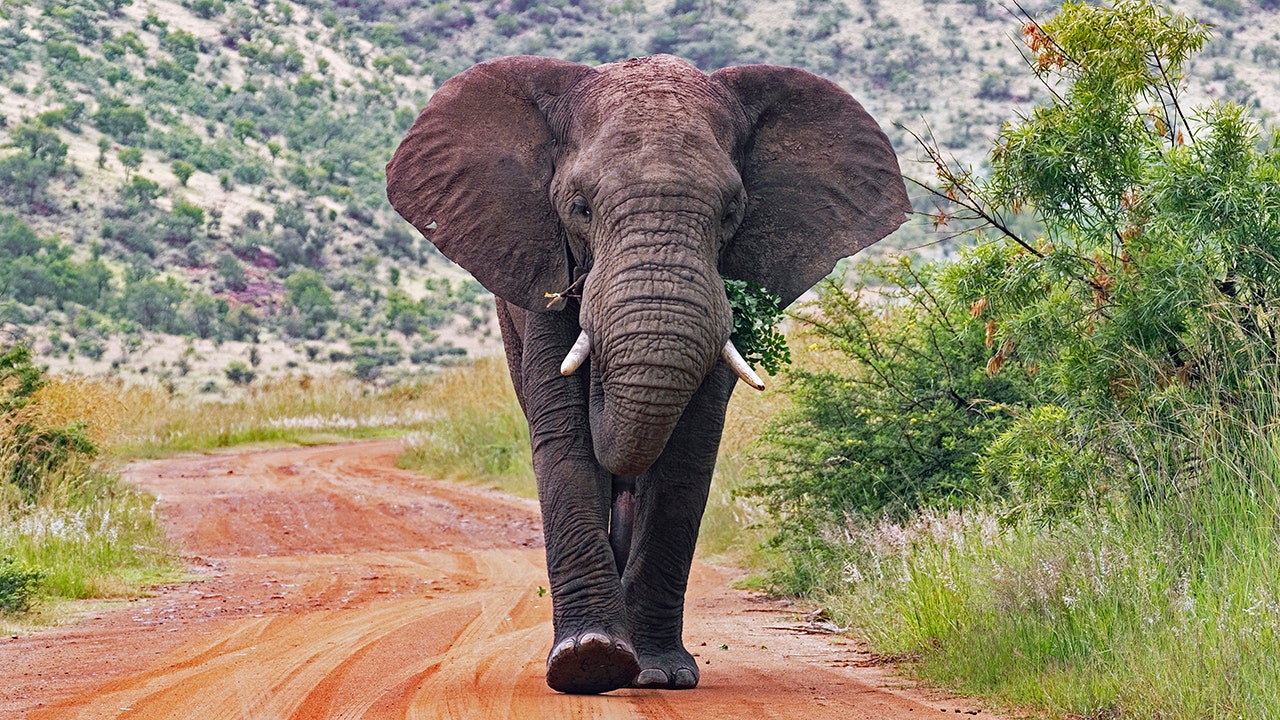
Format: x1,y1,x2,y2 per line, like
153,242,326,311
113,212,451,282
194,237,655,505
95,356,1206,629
0,0,1275,390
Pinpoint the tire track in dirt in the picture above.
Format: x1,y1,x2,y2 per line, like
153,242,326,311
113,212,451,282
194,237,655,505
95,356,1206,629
0,440,991,719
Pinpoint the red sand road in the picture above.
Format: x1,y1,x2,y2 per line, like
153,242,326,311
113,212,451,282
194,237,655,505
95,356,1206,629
0,440,991,718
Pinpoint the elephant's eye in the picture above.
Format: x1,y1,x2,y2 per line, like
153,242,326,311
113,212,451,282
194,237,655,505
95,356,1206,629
571,197,592,222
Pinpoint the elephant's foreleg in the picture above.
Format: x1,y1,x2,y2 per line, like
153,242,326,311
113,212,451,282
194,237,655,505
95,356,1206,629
622,364,737,689
506,305,640,694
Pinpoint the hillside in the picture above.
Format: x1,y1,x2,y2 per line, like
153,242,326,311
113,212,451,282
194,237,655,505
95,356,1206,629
0,0,1277,391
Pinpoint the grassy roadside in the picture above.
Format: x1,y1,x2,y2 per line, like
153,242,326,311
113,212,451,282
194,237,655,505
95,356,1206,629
1,359,178,627
797,403,1280,718
112,373,448,457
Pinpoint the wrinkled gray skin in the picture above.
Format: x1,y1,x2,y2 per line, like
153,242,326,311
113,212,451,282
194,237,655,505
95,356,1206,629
387,54,908,694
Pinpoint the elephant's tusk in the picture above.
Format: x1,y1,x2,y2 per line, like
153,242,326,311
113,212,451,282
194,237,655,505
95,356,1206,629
560,330,592,376
722,340,765,391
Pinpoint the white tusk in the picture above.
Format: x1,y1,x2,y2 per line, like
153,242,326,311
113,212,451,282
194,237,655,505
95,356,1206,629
560,330,592,376
722,340,765,391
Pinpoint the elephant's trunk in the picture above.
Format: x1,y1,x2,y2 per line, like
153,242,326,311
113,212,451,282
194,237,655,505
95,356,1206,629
582,220,732,477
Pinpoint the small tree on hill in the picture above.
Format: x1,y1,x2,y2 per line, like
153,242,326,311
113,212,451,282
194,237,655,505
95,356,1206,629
171,159,195,186
117,147,143,177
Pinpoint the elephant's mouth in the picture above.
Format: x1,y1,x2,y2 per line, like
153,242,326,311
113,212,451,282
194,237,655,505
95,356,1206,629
560,329,764,390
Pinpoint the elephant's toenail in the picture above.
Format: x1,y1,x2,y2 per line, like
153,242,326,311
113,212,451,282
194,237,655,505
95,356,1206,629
616,639,635,656
673,668,697,687
550,638,575,658
579,632,611,650
635,668,669,687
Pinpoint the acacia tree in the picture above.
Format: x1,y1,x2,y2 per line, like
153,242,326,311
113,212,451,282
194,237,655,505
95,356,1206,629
0,121,68,206
913,0,1280,499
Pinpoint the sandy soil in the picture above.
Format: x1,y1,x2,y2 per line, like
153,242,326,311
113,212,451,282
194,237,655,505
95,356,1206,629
0,440,992,719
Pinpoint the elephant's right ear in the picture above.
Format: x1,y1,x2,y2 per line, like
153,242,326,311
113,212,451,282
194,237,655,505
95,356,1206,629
386,56,593,313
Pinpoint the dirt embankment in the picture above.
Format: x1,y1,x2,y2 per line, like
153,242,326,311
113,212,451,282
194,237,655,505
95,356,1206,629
0,440,990,719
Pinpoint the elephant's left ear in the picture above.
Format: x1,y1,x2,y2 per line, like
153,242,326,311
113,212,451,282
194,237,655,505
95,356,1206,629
712,65,910,307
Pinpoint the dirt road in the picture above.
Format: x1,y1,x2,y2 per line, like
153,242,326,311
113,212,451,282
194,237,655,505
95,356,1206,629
0,440,988,718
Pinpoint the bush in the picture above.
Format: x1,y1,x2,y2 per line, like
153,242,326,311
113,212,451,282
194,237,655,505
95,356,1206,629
231,160,267,185
0,121,67,205
225,361,256,385
171,159,195,186
409,345,465,365
93,101,148,144
749,260,1036,546
0,215,113,309
191,0,225,19
0,557,44,613
285,269,335,321
348,338,403,381
121,278,187,333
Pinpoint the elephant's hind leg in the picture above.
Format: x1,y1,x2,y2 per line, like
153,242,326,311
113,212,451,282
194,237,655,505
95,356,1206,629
545,632,641,694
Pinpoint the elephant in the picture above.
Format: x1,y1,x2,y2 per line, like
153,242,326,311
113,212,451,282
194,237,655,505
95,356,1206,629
386,54,908,694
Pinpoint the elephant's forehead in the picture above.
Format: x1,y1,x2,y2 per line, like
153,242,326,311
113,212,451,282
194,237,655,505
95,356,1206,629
564,56,738,150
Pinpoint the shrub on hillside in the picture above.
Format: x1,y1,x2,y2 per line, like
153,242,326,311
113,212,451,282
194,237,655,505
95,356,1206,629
225,361,255,386
93,100,148,144
0,215,112,310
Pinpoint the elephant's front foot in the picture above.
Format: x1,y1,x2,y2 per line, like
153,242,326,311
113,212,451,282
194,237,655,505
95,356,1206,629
631,647,699,689
545,632,640,694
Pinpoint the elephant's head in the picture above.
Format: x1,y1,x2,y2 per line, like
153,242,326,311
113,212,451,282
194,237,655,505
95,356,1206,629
387,55,908,477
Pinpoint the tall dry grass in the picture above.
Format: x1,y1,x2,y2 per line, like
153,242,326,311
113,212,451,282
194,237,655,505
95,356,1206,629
397,357,535,497
112,374,438,456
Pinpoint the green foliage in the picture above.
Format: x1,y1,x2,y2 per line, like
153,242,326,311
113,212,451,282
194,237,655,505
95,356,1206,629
0,353,175,609
931,1,1278,504
117,146,143,173
749,259,1035,549
161,201,206,246
224,305,260,342
122,175,160,205
44,40,82,68
723,278,790,375
93,100,148,144
348,337,403,381
0,344,44,413
215,252,246,291
224,360,255,385
285,268,335,321
191,0,225,20
121,277,187,333
0,345,94,502
0,121,67,206
161,29,200,71
0,214,111,310
36,103,85,132
0,556,44,613
171,159,195,186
